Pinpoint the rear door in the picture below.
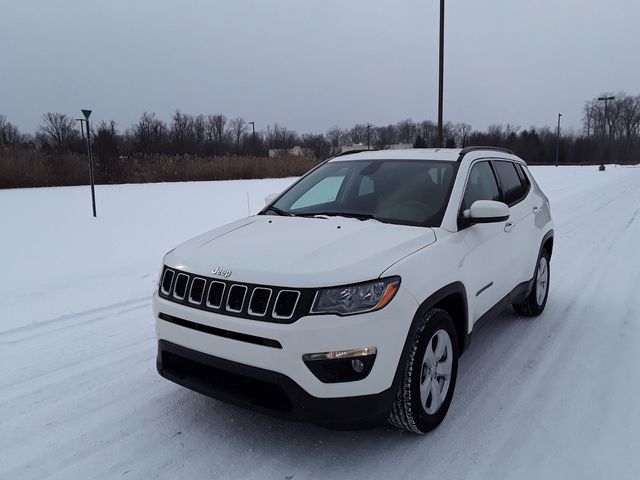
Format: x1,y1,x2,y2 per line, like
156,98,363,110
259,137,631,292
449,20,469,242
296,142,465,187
491,160,535,287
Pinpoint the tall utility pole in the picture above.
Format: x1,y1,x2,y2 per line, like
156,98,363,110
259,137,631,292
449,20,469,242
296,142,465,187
437,0,445,148
248,121,256,156
367,123,373,150
555,113,562,167
598,96,615,169
598,95,615,140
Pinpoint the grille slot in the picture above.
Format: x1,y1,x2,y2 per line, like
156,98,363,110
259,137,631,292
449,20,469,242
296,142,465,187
206,281,225,309
161,269,175,295
226,284,248,313
188,277,206,304
173,273,189,300
248,288,272,317
273,290,300,320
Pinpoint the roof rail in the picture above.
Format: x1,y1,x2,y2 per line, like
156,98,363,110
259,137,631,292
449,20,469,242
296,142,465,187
457,146,514,161
333,148,375,158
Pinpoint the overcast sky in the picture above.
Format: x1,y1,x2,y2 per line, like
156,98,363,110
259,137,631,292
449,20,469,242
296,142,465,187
2,0,639,135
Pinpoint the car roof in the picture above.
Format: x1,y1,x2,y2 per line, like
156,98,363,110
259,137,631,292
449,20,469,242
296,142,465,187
329,148,462,162
329,147,524,164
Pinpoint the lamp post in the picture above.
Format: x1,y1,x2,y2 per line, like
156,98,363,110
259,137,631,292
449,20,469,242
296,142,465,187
437,0,445,148
78,109,96,217
367,123,374,150
598,95,615,169
248,121,256,156
555,113,562,167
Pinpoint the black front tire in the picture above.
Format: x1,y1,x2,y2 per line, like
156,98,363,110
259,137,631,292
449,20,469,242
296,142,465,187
388,308,459,434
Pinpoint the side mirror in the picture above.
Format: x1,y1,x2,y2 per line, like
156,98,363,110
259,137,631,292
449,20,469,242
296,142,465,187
264,193,278,206
462,200,510,224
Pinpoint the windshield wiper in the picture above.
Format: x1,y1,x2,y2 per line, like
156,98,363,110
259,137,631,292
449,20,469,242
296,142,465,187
264,205,295,217
300,211,377,221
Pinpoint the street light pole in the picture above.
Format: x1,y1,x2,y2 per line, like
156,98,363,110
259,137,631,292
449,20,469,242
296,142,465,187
80,109,96,217
598,95,615,169
598,95,615,139
248,121,256,156
555,113,562,167
437,0,445,148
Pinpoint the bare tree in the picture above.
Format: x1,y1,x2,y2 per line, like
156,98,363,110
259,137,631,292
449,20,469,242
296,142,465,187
193,114,206,148
0,115,20,147
326,126,344,155
619,95,640,141
397,119,418,144
131,112,167,153
349,124,368,145
170,110,194,153
94,120,119,159
38,113,78,152
419,120,438,147
229,117,246,155
454,122,472,147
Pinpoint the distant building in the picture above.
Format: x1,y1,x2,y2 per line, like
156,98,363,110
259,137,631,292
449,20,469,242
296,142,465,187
268,146,315,159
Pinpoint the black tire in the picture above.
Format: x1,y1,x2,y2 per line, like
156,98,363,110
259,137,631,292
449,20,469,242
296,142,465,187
513,249,551,317
388,308,459,434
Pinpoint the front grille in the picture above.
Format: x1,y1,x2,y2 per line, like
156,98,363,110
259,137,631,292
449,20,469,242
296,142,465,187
158,266,313,324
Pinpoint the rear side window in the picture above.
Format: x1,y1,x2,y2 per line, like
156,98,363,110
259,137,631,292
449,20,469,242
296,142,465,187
516,164,531,195
493,161,526,206
462,161,500,210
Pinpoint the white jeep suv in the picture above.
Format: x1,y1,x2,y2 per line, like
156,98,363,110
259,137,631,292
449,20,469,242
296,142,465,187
153,147,554,433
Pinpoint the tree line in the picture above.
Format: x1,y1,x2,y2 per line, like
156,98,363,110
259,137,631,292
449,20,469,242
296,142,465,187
1,92,639,188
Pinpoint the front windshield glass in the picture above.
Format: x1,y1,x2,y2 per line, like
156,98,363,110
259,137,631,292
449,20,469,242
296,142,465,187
266,159,458,227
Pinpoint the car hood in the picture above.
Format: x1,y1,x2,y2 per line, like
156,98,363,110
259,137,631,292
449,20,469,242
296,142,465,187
164,215,436,287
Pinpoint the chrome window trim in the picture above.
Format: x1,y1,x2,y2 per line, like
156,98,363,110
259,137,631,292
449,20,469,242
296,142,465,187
248,287,273,317
272,290,301,320
226,284,248,313
188,277,206,305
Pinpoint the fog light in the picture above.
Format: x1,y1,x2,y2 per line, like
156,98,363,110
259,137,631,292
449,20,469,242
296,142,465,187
302,347,377,383
351,358,365,373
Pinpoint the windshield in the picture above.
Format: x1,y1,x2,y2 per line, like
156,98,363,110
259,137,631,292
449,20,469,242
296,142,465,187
265,159,458,227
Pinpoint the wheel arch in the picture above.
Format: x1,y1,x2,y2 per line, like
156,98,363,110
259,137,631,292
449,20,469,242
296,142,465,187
389,282,469,404
541,229,554,258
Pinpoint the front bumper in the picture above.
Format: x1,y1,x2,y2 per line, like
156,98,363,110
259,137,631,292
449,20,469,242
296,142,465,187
153,286,418,423
157,340,395,429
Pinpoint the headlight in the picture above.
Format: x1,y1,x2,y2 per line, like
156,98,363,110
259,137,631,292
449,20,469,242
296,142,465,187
311,277,401,315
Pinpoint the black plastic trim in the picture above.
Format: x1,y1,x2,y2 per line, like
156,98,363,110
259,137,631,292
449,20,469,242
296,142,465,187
158,312,283,349
156,340,395,429
457,146,515,161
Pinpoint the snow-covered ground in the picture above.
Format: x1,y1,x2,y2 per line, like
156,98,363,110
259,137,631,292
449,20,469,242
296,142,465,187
1,166,639,479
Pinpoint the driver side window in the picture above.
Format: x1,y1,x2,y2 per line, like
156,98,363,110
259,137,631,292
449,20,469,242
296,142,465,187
462,162,500,210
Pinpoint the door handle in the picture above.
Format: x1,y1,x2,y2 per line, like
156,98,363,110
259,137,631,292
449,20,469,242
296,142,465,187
532,206,542,214
504,222,514,232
